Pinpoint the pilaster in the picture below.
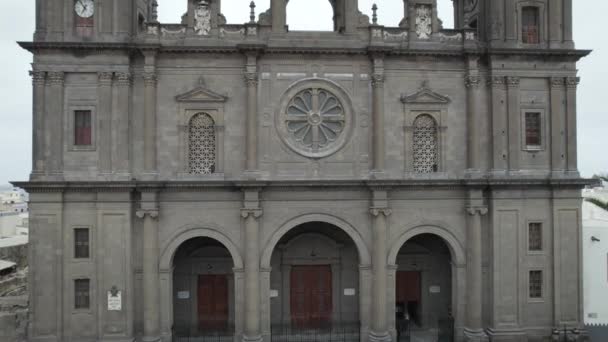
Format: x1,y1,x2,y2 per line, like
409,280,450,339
549,0,563,48
370,54,386,177
98,72,114,174
114,72,132,176
369,188,391,342
31,70,46,177
271,0,286,33
565,77,579,173
46,71,65,178
241,189,263,342
244,52,260,177
489,76,508,172
506,77,520,172
465,61,482,173
142,50,158,178
550,77,566,173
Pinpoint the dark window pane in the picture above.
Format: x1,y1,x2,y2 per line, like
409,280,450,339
525,112,541,147
75,110,92,146
74,279,90,309
522,7,539,44
529,223,542,251
74,228,90,259
529,271,543,298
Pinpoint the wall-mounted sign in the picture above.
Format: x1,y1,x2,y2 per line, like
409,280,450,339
107,290,122,311
270,290,279,298
177,291,190,299
344,288,356,296
429,286,441,294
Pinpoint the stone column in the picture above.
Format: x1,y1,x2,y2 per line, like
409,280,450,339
371,55,386,175
369,205,391,342
137,194,161,342
46,71,65,177
271,0,286,33
31,70,46,176
565,77,579,173
506,77,520,171
489,76,507,172
550,77,566,172
464,205,488,342
241,204,263,342
244,53,259,174
98,72,114,174
115,72,132,175
143,51,158,176
465,73,481,171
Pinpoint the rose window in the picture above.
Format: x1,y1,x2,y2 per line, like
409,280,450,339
413,114,438,173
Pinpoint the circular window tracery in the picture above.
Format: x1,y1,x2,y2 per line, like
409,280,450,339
277,79,353,159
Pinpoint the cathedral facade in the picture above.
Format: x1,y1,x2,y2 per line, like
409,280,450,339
16,1,592,342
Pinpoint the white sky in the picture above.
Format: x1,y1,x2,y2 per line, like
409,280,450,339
0,1,606,185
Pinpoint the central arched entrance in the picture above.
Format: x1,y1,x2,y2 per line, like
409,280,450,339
262,219,370,341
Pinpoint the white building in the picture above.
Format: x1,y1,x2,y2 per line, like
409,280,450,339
583,182,608,338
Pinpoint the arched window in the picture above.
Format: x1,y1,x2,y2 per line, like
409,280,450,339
189,113,216,175
413,114,438,173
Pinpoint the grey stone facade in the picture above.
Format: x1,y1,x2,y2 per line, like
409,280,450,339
14,1,594,342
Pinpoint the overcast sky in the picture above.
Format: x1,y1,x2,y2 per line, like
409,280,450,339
0,1,606,186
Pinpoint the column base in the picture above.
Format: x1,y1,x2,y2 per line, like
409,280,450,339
464,328,489,342
242,334,263,342
486,328,527,342
369,170,387,180
242,170,262,180
369,330,392,342
141,336,162,342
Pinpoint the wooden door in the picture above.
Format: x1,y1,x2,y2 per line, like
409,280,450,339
290,265,332,328
197,275,229,331
396,271,421,303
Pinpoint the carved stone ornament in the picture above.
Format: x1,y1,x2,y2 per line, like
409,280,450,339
551,77,566,88
98,72,114,86
400,81,450,104
415,4,433,39
175,76,228,103
135,209,159,219
370,208,392,217
47,71,65,85
465,75,481,88
506,76,520,88
566,77,580,88
115,72,132,86
143,72,157,86
241,208,263,219
466,206,488,216
30,71,46,85
488,76,506,88
194,0,212,36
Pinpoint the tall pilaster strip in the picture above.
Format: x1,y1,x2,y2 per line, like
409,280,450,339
369,207,391,342
563,0,573,44
371,55,385,173
241,208,263,342
31,70,46,175
489,76,507,171
115,72,132,174
46,71,65,176
565,77,579,172
137,200,161,342
271,0,286,33
506,77,520,171
244,53,259,173
504,0,516,43
550,77,566,172
464,206,489,341
143,71,158,174
465,74,481,171
98,72,114,173
549,0,563,47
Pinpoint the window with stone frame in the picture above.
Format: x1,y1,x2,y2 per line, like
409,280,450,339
522,7,540,44
525,112,542,148
529,270,543,299
413,114,439,173
74,228,90,259
188,113,216,175
74,279,90,309
528,222,542,251
74,110,92,146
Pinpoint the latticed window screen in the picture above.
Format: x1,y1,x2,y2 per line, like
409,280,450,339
522,7,539,44
188,113,216,175
529,270,543,298
528,223,542,251
413,114,439,173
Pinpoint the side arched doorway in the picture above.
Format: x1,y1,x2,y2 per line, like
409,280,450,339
388,230,466,342
261,219,371,342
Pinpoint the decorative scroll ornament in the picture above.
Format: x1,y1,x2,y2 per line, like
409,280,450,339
189,113,216,175
415,5,432,39
194,0,211,36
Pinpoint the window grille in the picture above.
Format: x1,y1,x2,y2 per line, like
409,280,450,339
529,270,542,298
74,279,90,309
525,112,541,147
522,7,539,44
74,228,90,259
189,113,216,175
413,114,438,173
528,223,542,251
74,110,92,146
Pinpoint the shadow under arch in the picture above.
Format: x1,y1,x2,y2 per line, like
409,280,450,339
387,224,466,266
260,213,371,269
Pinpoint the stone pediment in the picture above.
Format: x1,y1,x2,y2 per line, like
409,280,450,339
175,79,228,103
400,82,451,104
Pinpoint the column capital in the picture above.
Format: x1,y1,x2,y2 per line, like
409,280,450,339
550,77,566,88
566,76,580,88
506,76,520,88
136,209,159,220
465,75,481,88
244,72,259,87
466,206,488,216
29,70,46,85
143,72,157,86
371,74,385,89
370,207,392,217
488,76,506,88
98,72,114,86
241,208,263,219
115,72,132,86
47,71,65,85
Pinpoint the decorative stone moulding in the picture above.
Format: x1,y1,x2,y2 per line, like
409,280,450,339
275,78,355,159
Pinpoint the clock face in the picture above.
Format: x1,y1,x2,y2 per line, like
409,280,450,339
75,0,95,18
